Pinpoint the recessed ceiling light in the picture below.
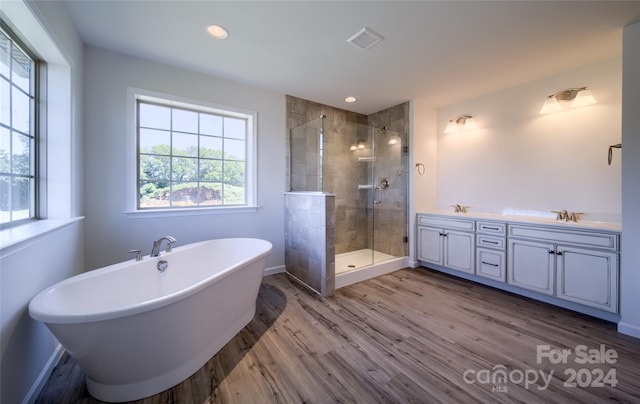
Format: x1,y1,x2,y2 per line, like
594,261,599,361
206,24,229,39
345,96,357,103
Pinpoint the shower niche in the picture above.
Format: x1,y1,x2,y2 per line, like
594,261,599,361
285,98,409,296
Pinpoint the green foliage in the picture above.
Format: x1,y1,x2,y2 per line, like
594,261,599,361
139,143,246,207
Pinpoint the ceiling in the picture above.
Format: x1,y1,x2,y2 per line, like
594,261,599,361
63,1,640,115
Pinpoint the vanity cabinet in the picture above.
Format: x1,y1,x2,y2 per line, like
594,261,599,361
417,215,475,274
507,225,619,312
416,213,620,318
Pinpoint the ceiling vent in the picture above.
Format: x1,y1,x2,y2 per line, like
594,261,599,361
347,27,383,51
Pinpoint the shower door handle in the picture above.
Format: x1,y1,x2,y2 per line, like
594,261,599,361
373,186,382,204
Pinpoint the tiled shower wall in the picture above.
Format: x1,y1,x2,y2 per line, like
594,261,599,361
287,96,370,254
284,192,335,296
285,95,409,264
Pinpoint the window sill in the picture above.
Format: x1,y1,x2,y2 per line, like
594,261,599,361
124,205,260,219
0,217,84,257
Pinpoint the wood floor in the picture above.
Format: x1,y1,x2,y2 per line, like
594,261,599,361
36,267,640,403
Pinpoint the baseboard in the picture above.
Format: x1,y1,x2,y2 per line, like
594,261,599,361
263,265,285,276
618,321,640,339
22,343,64,404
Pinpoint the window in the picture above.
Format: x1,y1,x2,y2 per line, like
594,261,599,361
0,23,37,226
135,94,256,210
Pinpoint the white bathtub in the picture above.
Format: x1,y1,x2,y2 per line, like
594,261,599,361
29,238,272,402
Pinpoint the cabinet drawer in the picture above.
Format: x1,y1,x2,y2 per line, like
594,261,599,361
508,225,618,250
476,248,506,282
477,221,506,236
417,215,475,231
477,235,505,250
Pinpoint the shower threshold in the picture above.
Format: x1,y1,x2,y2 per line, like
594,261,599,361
335,249,408,289
335,249,396,274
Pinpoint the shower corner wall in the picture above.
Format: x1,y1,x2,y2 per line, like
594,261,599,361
284,192,335,297
284,95,410,294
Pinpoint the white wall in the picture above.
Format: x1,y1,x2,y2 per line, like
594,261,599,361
619,21,640,338
436,59,622,219
0,1,84,403
83,47,286,271
411,99,438,213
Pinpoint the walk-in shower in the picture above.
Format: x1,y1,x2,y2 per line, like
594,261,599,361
287,112,408,293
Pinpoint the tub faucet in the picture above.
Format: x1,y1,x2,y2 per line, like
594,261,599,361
150,236,177,257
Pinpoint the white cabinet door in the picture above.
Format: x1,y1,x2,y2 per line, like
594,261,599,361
418,226,443,265
508,239,555,295
444,230,475,274
556,246,618,312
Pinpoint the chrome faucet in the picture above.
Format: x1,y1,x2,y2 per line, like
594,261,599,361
452,204,467,213
150,236,177,257
552,210,569,221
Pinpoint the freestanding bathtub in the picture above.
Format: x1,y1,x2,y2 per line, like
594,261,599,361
29,238,272,402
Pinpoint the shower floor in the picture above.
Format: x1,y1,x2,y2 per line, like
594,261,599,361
335,249,396,275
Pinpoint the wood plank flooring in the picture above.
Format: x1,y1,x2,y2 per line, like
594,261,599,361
36,267,640,403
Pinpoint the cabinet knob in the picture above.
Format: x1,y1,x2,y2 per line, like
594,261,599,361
556,251,563,256
548,250,555,254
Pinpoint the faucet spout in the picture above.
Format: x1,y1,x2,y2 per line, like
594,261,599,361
150,236,177,257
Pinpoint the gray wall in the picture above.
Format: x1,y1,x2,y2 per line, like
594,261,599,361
83,47,287,271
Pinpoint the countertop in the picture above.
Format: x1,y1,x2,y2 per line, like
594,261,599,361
418,210,622,232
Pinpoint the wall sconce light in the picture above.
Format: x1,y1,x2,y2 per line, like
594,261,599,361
540,87,596,114
350,140,366,151
444,115,477,134
388,134,400,145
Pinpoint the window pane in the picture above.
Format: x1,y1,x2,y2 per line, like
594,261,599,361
172,132,198,157
11,45,31,93
139,128,170,154
198,182,222,206
0,78,9,126
171,182,198,206
171,157,197,181
223,170,245,204
224,117,246,140
12,86,30,134
200,135,222,158
139,103,170,130
0,31,9,77
12,131,30,175
224,138,245,160
199,158,221,182
12,176,30,218
172,108,197,134
139,154,170,183
139,181,170,208
224,160,245,187
0,127,9,170
200,114,222,136
0,175,9,222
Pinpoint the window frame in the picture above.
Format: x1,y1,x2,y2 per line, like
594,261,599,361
0,20,40,229
126,88,258,217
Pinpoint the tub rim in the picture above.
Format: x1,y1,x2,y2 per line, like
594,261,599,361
28,237,272,324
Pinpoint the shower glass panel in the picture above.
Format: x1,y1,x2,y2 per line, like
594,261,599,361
290,116,407,275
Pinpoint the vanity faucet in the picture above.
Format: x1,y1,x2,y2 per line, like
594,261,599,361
552,210,569,221
150,236,177,257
